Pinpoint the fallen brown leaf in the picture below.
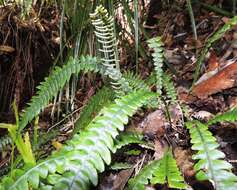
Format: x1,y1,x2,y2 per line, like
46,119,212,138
192,62,237,98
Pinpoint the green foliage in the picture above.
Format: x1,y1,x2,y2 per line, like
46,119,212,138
90,5,132,96
208,108,237,125
113,132,145,152
147,36,164,96
18,56,103,133
73,86,115,134
127,160,160,190
186,120,237,190
162,73,177,104
0,90,154,190
127,149,186,190
110,162,133,170
192,16,237,86
150,149,187,189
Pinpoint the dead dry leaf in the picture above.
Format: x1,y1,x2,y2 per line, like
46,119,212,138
192,62,237,98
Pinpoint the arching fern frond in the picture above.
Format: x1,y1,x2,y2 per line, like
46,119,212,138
162,73,177,104
90,5,132,96
147,36,164,96
150,149,187,189
0,90,155,190
127,160,160,190
186,120,237,190
208,108,237,125
18,56,103,132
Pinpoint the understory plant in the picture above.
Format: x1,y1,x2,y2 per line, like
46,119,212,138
0,4,237,190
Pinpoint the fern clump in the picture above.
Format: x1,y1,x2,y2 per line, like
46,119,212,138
0,90,154,190
186,120,237,190
147,37,164,96
90,5,132,96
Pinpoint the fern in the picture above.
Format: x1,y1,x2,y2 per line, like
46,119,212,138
150,149,187,189
73,86,115,134
90,5,132,96
186,120,237,190
0,90,154,190
127,150,186,190
127,160,160,190
112,132,145,152
192,16,237,86
162,73,177,104
208,108,237,125
147,36,164,96
0,135,12,152
18,56,104,133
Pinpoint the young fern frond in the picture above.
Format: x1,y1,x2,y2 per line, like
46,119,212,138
186,120,237,190
192,16,237,86
127,160,160,190
0,90,155,190
208,108,237,125
18,56,104,133
147,36,164,96
90,5,132,96
150,149,187,189
162,73,177,104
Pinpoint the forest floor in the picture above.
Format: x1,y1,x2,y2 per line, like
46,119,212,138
0,1,237,190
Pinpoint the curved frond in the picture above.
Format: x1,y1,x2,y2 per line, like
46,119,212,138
90,5,132,96
147,36,164,95
0,135,12,152
150,149,187,189
186,120,237,190
208,108,237,125
0,90,155,190
18,56,103,132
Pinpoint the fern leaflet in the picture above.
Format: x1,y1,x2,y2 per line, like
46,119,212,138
186,120,237,190
208,108,237,125
162,73,177,104
0,90,155,190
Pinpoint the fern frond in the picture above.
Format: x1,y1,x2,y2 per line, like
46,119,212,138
73,86,115,134
127,160,160,190
90,5,132,96
186,120,237,190
162,73,177,104
0,90,155,190
192,16,237,86
147,36,164,95
18,56,103,132
208,108,237,125
150,149,187,189
112,132,145,152
0,135,12,152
